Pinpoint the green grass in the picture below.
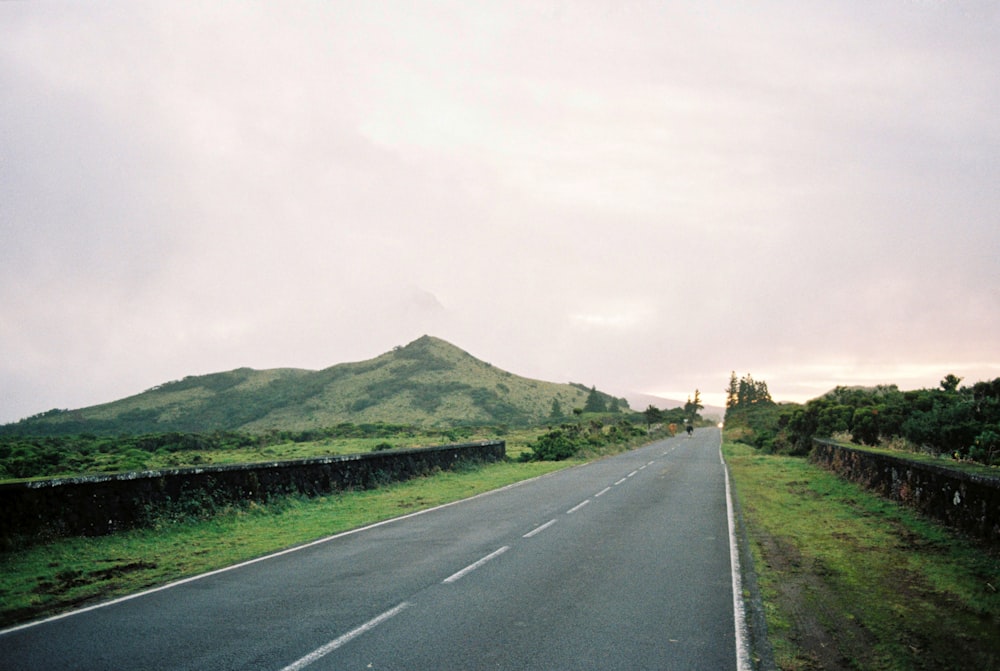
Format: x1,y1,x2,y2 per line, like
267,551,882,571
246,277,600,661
724,441,1000,670
0,459,569,629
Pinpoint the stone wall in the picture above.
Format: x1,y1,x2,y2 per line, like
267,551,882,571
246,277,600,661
810,439,1000,546
0,441,505,543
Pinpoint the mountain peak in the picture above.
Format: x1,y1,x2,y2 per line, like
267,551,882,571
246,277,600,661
3,337,626,434
392,335,480,365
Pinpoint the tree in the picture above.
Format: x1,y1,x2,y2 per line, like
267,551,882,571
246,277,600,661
583,386,606,413
941,374,962,393
736,374,772,407
644,405,664,426
726,372,739,409
684,390,704,422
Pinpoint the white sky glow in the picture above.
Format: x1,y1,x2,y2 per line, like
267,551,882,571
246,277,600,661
2,2,999,422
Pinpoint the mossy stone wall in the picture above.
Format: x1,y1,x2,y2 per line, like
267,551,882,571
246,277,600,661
0,441,504,543
811,439,1000,546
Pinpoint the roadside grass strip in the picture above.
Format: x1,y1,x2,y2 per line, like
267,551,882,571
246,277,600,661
723,441,1000,671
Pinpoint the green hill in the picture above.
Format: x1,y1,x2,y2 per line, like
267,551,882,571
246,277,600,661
3,336,628,435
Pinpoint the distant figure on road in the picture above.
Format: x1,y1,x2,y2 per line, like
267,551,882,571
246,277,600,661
685,424,693,437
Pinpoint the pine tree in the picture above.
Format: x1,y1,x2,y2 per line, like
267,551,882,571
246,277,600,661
684,390,704,422
726,372,739,409
583,386,606,413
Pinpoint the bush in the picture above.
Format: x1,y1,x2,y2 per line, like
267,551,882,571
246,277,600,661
779,377,1000,466
969,428,1000,465
525,429,579,461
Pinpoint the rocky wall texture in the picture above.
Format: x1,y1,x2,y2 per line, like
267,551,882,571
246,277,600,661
810,439,1000,546
0,441,505,544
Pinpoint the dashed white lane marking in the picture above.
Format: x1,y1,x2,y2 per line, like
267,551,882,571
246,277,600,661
594,486,612,497
627,470,638,478
443,546,510,584
279,601,410,671
566,499,590,514
523,519,557,538
614,477,627,485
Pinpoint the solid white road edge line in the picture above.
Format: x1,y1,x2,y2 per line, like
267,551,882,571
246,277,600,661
278,601,410,671
720,437,752,671
443,546,510,584
523,519,557,538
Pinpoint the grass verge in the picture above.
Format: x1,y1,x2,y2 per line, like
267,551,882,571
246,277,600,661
0,459,567,629
724,441,1000,670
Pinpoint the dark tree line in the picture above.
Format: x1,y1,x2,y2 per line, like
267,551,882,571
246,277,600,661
786,377,1000,464
724,372,1000,466
726,372,773,409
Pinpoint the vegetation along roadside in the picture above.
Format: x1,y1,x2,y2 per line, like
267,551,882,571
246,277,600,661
722,371,1000,671
0,413,674,629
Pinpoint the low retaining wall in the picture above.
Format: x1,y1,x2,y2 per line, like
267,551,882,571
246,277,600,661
0,440,505,543
810,439,1000,546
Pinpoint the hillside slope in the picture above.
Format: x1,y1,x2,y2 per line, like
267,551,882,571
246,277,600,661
3,336,627,434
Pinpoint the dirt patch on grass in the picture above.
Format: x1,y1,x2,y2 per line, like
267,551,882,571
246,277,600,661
33,560,159,596
749,496,1000,670
756,530,877,670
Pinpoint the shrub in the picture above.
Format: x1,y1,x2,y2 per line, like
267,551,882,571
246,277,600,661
525,429,579,461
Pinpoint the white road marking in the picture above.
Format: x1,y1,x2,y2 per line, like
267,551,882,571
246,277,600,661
566,499,590,514
1,469,563,637
594,486,611,498
279,601,410,671
443,546,510,583
614,477,627,485
627,470,638,478
523,519,557,538
720,438,752,671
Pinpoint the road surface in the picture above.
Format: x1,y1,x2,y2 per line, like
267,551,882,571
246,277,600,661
1,427,746,670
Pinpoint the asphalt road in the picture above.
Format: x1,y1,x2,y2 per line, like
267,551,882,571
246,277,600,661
1,427,746,670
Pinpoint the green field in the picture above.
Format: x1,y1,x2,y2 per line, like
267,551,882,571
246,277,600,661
724,441,1000,670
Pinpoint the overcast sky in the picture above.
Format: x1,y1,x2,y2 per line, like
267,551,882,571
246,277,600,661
2,1,999,423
